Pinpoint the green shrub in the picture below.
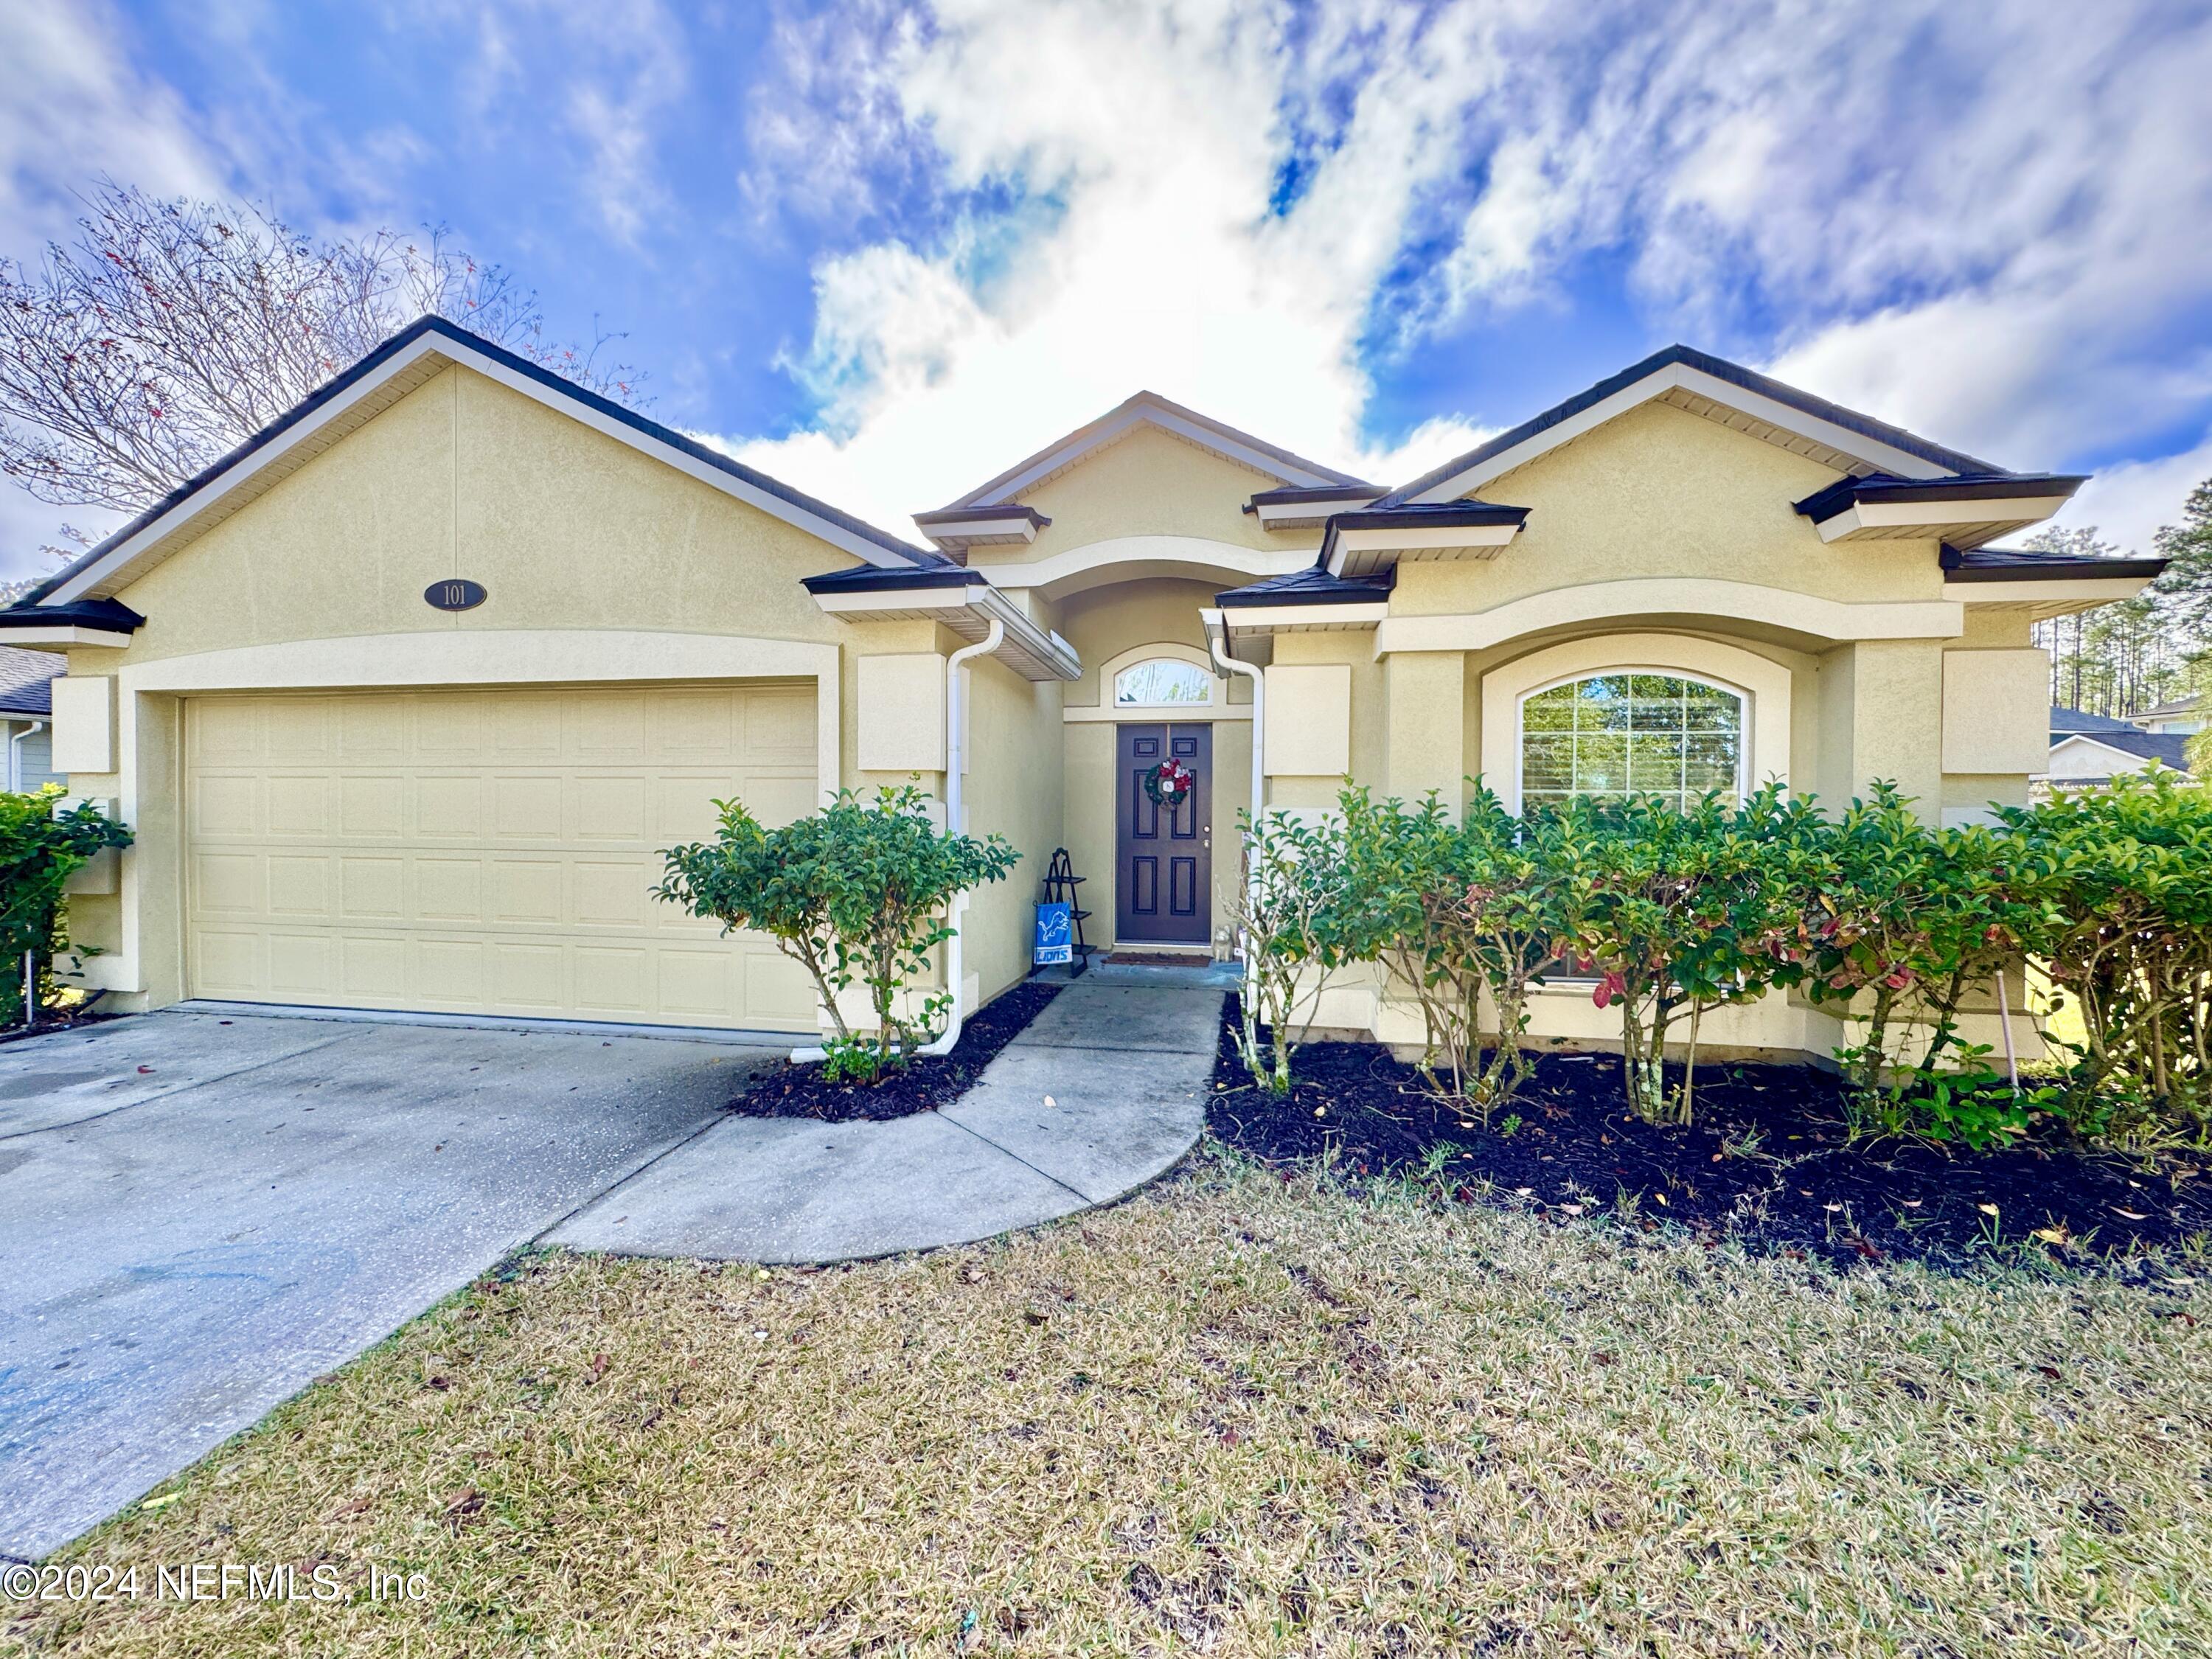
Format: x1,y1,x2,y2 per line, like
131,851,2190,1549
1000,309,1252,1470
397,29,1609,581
658,784,1020,1085
1780,784,2045,1145
1326,785,1551,1110
1998,771,2212,1141
0,786,133,1023
1540,785,1822,1124
1225,807,1349,1095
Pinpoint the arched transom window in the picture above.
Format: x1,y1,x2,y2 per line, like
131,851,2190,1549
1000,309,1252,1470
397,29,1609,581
1520,672,1744,810
1113,658,1213,707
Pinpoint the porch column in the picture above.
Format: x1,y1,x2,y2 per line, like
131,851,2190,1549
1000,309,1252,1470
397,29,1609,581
1383,650,1464,815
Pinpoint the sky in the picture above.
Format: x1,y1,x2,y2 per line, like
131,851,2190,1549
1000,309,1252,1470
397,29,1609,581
4,0,2212,581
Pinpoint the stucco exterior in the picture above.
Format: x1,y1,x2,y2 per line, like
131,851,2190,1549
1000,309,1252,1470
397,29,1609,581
7,322,2146,1060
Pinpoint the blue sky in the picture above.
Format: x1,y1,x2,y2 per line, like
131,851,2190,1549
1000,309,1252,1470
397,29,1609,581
4,0,2212,578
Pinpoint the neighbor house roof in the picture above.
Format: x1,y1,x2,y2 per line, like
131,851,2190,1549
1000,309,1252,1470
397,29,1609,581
2051,705,2139,735
1,315,943,631
2049,730,2194,771
0,644,61,717
2135,692,2202,721
1380,344,2010,507
927,390,1372,516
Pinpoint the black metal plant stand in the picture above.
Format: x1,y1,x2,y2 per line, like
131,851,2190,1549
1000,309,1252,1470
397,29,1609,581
1040,847,1092,975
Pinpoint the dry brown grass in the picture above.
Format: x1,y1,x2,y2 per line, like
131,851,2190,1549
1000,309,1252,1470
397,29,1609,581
10,1157,2211,1657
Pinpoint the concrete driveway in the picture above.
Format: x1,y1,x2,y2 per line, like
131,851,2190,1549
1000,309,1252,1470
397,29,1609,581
0,1010,775,1560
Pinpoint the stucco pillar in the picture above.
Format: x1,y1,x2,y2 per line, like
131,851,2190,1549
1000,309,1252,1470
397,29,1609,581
1815,641,1943,813
1384,650,1465,814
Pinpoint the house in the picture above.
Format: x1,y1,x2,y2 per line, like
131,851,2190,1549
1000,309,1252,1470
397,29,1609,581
2131,692,2202,736
2044,703,2194,790
0,645,62,792
0,318,2167,1060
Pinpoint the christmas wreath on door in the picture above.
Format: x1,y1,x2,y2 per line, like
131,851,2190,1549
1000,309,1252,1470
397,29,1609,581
1144,757,1195,807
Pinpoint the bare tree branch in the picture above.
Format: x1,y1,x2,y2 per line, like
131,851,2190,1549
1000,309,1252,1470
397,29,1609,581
0,181,645,530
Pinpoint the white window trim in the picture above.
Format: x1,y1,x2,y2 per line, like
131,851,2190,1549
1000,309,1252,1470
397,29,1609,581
1514,668,1748,809
1113,656,1216,710
1480,633,1792,812
1068,640,1250,722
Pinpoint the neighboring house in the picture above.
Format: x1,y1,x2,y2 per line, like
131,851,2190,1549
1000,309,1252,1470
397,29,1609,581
2041,703,2197,793
2132,692,2202,736
0,319,2166,1061
0,645,61,792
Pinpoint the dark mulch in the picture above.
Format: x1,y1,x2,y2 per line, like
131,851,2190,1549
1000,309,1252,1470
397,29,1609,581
728,981,1062,1123
1208,997,2212,1270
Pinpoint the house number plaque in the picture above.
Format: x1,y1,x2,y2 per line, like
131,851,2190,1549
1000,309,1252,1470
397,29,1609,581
424,579,487,612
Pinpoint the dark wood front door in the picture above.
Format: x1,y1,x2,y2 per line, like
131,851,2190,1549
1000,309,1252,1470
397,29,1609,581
1116,723,1211,945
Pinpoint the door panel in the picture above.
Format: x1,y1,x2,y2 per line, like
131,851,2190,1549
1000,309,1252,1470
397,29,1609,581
1114,722,1212,945
183,683,818,1030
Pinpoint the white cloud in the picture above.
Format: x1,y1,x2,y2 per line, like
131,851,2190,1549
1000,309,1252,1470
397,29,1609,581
724,0,2212,537
2037,431,2212,560
723,0,1504,529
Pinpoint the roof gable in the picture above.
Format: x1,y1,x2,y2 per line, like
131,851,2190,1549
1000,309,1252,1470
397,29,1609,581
932,391,1370,515
1384,344,2007,507
24,316,936,610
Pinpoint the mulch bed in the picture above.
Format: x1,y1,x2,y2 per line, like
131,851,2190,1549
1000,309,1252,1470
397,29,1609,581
727,981,1062,1123
1208,997,2212,1270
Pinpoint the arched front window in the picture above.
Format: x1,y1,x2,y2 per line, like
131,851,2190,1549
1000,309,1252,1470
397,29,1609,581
1520,672,1743,810
1113,658,1212,707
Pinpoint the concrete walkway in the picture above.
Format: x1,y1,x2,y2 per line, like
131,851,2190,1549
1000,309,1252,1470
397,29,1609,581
548,980,1221,1263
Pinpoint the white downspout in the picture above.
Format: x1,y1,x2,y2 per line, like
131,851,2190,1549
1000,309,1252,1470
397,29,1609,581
790,616,1004,1064
1204,611,1265,988
7,720,43,792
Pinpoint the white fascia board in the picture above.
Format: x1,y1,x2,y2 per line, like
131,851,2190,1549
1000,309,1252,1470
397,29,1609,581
1220,602,1387,631
1325,520,1518,577
975,404,1344,504
811,585,1079,681
1252,495,1379,530
1814,495,2073,542
1945,577,2151,605
0,627,131,647
1408,361,1950,504
49,335,921,606
921,517,1040,545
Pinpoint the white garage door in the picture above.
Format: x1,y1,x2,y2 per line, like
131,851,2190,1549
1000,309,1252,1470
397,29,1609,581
184,684,821,1031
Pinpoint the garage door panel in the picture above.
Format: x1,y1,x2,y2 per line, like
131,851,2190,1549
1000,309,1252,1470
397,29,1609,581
267,855,332,917
493,776,562,839
574,775,647,841
338,698,404,761
417,776,484,838
192,774,261,838
187,683,818,1031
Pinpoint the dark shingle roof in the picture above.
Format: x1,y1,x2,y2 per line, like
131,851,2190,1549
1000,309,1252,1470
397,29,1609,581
2051,705,2138,734
1794,472,2084,523
0,645,61,717
1941,545,2168,582
1216,564,1396,608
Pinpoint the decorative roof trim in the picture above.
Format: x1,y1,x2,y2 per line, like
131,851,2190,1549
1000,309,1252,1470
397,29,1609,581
29,316,936,609
1385,344,2005,506
933,390,1368,511
801,566,1079,682
1939,545,2167,582
1795,472,2084,524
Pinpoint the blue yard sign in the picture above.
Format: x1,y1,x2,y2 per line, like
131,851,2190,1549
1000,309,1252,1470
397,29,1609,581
1033,901,1073,964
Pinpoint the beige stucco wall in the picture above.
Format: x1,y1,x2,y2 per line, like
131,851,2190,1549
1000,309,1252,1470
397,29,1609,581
1057,577,1250,953
962,653,1065,1002
48,364,1022,1022
1001,424,1311,563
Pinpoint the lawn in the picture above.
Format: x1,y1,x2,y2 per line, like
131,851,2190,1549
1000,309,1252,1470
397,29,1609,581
10,1158,2209,1658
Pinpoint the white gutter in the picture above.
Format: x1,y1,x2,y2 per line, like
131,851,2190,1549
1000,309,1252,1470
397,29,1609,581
1203,610,1265,992
7,720,44,791
791,616,1004,1064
